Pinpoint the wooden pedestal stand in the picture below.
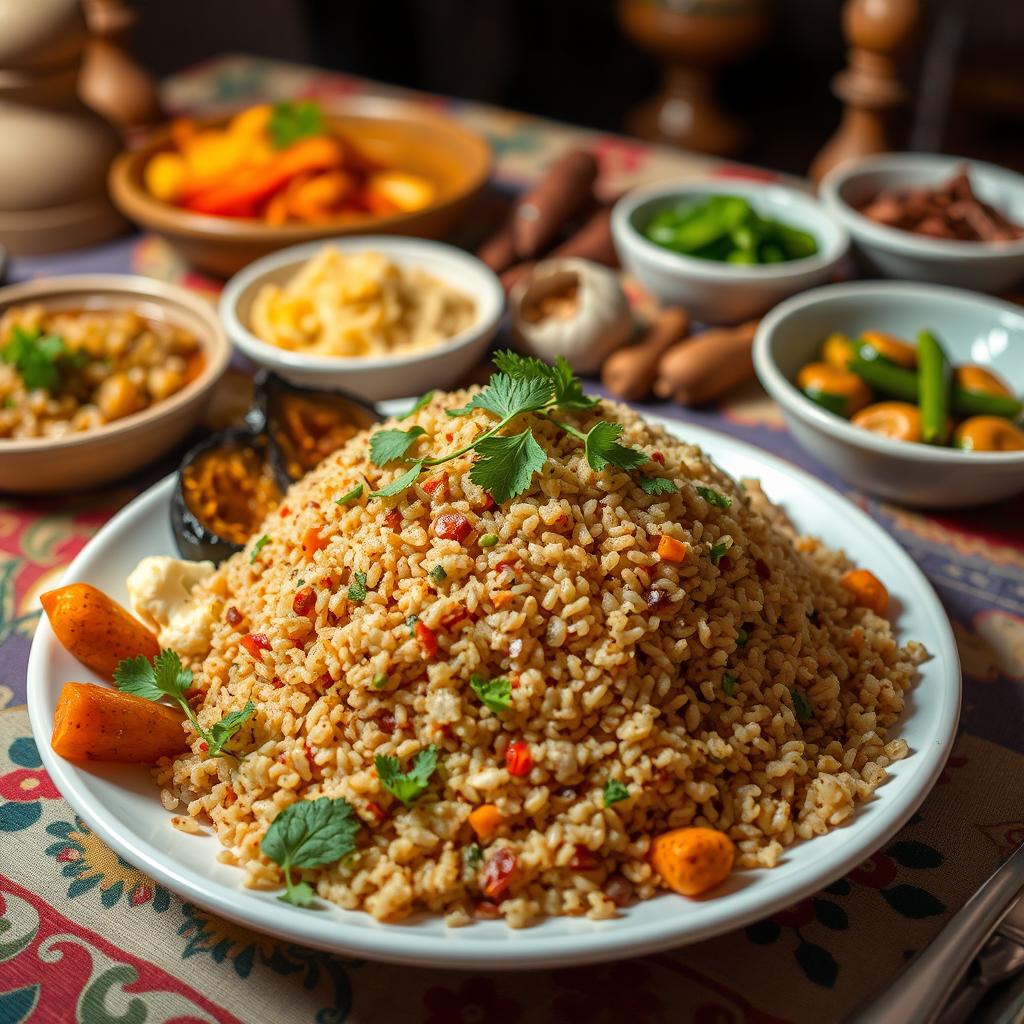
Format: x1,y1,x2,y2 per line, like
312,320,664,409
809,0,920,185
617,0,769,157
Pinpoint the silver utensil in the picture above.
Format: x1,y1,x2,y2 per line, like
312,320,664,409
846,842,1024,1024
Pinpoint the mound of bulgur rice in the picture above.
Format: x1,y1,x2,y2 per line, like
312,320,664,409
153,391,924,927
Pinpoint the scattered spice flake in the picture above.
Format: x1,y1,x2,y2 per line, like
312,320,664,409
241,633,271,658
415,621,438,658
384,508,402,531
225,606,243,627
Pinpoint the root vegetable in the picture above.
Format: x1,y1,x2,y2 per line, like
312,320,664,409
650,827,735,897
601,306,690,400
513,149,599,259
653,320,761,406
550,205,618,267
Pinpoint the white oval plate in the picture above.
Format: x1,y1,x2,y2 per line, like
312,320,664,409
27,417,960,970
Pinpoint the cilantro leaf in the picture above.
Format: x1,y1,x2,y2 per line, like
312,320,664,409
469,674,511,713
583,421,650,472
347,571,368,603
399,391,435,420
370,426,426,466
2,325,86,392
696,485,732,509
790,687,813,722
603,779,629,807
491,351,596,411
371,462,423,497
261,796,360,905
114,648,190,702
469,428,547,503
709,540,730,565
406,614,419,635
429,565,447,584
465,844,484,869
250,534,270,563
639,475,679,495
268,100,325,150
722,673,737,697
207,701,255,756
448,374,553,421
375,745,438,805
335,484,363,505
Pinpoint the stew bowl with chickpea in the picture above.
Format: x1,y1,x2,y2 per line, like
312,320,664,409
0,275,229,495
754,281,1024,507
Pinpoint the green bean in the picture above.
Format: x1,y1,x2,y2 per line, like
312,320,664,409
916,330,951,444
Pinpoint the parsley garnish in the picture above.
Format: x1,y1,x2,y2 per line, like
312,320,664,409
366,352,651,504
639,476,679,495
469,674,511,713
375,746,438,806
370,426,426,466
737,628,748,645
696,485,732,509
347,571,368,603
790,687,813,722
709,540,730,565
722,673,737,697
465,844,484,869
335,485,363,505
399,391,435,420
603,779,629,807
2,325,87,392
268,100,325,150
114,649,254,758
429,565,447,584
250,534,270,563
261,796,359,906
406,614,419,635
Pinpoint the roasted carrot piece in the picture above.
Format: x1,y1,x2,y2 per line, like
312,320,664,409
302,527,328,558
839,568,889,615
657,535,687,562
51,682,187,763
650,826,735,897
40,584,159,679
468,804,503,842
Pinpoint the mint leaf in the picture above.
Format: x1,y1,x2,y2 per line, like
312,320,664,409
603,779,629,807
469,674,511,713
583,421,649,472
335,484,363,505
371,462,423,498
268,100,325,150
370,426,426,466
469,428,547,503
696,485,732,509
375,745,438,805
207,701,255,756
639,475,678,495
399,391,435,420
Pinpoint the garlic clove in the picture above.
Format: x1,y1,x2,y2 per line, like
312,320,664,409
509,257,633,374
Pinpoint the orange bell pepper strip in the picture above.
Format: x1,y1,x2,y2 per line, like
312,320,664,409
182,137,344,218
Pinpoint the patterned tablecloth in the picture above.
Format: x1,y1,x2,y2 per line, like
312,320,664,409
2,56,1023,1024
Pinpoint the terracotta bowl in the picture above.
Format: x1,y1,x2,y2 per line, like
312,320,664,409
0,275,230,495
108,97,493,278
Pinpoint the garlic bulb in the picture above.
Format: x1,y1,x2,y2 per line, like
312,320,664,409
509,258,633,374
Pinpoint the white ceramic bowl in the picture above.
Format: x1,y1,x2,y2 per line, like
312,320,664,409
754,281,1024,508
611,178,849,323
220,236,504,402
819,153,1024,293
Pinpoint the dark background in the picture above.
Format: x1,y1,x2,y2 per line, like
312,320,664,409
130,0,1024,175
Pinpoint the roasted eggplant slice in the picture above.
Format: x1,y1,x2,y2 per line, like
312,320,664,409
256,372,380,490
172,428,282,563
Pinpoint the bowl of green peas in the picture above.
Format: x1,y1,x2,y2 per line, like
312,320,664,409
754,281,1024,507
611,178,849,323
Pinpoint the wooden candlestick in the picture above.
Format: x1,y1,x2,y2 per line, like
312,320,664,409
80,0,163,136
0,0,124,254
617,0,769,157
809,0,920,184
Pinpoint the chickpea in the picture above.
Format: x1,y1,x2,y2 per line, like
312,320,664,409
147,365,184,401
96,372,144,422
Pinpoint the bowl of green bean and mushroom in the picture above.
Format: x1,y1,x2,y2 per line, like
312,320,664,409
754,281,1024,507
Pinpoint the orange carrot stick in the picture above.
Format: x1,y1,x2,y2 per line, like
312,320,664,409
40,584,159,679
51,682,187,763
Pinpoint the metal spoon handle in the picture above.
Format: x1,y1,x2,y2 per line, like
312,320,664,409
846,843,1024,1024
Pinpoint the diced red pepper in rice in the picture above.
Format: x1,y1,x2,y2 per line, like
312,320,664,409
241,633,271,658
505,740,532,777
570,844,600,871
292,587,316,616
415,621,438,658
481,848,518,900
435,512,472,543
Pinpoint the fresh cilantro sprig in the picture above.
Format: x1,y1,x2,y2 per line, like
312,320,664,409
268,100,326,150
603,779,629,807
261,796,359,906
375,746,438,806
114,649,254,758
336,484,363,506
2,325,88,392
696,485,732,509
469,674,511,713
347,571,368,603
366,352,662,504
399,391,435,420
639,475,679,495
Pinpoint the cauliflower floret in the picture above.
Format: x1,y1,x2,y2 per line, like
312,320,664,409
126,556,218,657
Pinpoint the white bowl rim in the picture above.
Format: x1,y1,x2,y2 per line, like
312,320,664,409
220,236,505,374
754,279,1024,465
26,417,961,969
819,152,1024,260
0,273,230,455
611,177,849,281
